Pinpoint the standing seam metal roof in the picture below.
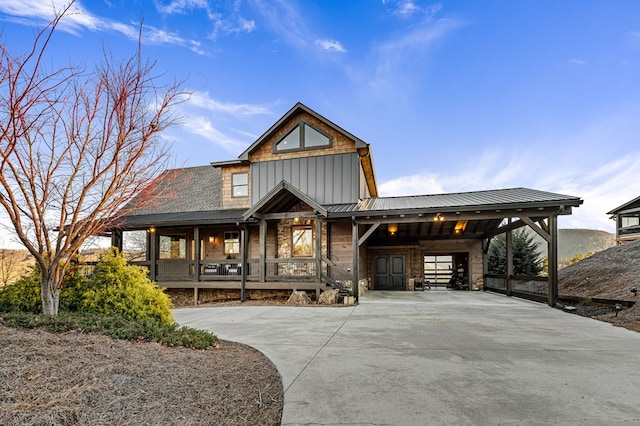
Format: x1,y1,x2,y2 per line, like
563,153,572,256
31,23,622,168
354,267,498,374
325,188,582,215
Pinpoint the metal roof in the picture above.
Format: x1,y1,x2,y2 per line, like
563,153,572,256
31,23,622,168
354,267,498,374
326,188,583,216
607,195,640,215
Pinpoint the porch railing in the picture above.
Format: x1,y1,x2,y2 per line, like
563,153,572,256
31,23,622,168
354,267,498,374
265,258,316,281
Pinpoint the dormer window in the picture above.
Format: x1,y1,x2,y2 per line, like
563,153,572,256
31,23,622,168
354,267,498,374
274,122,331,152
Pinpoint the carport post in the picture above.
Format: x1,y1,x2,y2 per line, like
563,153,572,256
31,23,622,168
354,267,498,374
547,214,558,306
506,219,513,296
352,218,359,301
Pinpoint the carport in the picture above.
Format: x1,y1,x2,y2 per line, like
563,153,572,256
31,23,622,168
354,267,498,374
334,187,583,306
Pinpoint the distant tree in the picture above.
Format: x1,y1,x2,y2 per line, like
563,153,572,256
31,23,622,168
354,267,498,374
488,228,543,275
0,2,185,315
0,249,27,286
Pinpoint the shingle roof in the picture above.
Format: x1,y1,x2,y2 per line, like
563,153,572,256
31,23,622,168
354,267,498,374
326,188,582,216
124,165,221,216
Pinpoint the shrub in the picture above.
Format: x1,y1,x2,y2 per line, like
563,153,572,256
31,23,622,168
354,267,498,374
0,311,217,349
82,248,174,324
0,266,41,313
0,263,88,314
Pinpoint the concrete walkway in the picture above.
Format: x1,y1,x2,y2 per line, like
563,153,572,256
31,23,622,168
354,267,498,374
174,290,640,425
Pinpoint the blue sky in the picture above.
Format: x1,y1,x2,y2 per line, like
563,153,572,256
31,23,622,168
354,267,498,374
1,0,640,238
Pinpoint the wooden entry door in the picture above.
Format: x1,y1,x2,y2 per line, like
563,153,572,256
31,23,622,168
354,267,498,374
374,255,406,290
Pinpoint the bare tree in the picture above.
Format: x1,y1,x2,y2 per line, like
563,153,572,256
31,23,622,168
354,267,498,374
0,3,185,315
0,249,30,286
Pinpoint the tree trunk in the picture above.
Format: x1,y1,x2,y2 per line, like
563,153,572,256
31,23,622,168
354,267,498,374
40,269,60,316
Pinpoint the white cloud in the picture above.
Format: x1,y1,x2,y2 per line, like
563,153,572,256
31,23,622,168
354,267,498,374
155,0,209,15
188,92,272,115
172,92,275,156
0,0,204,53
316,39,347,53
370,17,464,88
569,58,586,65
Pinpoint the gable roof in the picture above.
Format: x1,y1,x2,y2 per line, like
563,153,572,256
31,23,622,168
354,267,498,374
243,180,328,221
237,103,369,161
607,195,640,215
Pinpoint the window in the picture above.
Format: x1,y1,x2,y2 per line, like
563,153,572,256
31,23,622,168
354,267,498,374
292,227,313,257
159,234,186,259
232,173,248,197
224,231,240,256
621,215,640,228
275,123,330,152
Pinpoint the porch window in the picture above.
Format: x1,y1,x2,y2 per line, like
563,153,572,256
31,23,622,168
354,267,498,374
232,173,248,197
292,227,313,257
274,122,330,152
224,231,240,256
159,234,186,259
621,215,640,228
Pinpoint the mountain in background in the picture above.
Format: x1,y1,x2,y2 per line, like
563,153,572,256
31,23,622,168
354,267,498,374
530,228,615,261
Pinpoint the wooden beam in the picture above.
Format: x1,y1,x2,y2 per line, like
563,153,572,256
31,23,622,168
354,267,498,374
240,226,247,302
520,216,550,242
358,223,380,246
506,219,513,297
262,211,317,220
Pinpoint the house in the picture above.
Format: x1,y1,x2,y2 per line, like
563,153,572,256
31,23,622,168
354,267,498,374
608,196,640,245
109,103,583,306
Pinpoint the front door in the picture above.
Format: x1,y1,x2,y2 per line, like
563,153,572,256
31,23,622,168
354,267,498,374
374,255,405,290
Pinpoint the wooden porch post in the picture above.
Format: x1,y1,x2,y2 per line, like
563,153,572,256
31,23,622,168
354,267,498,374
193,227,200,306
548,214,558,306
240,225,247,302
315,218,322,281
111,230,123,251
352,218,359,301
259,219,267,282
148,230,157,282
506,218,513,297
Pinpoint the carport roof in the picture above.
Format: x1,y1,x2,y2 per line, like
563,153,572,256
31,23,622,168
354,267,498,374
326,187,582,216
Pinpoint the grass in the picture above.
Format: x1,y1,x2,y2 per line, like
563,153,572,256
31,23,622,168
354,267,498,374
0,310,217,350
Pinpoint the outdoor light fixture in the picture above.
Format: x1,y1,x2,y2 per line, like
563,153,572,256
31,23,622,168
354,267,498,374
209,235,215,243
293,217,300,224
631,286,637,296
149,227,156,233
454,220,468,234
434,213,445,221
388,223,398,236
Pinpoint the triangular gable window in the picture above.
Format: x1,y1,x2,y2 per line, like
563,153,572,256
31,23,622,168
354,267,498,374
274,122,331,152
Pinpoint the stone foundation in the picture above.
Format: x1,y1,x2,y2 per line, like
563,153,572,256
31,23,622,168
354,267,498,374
166,288,296,306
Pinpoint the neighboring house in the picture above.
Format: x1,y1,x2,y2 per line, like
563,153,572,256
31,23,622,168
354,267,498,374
109,103,582,306
608,196,640,245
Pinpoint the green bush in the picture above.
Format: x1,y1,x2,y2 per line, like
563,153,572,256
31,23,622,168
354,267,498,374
0,311,217,349
82,249,174,324
0,264,88,314
0,266,41,313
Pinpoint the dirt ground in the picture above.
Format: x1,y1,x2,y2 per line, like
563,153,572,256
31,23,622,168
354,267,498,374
0,324,283,425
558,239,640,332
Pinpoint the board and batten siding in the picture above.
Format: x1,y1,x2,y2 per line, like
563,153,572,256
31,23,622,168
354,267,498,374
251,153,359,205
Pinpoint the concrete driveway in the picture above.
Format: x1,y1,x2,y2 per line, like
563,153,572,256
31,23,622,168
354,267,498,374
174,290,640,425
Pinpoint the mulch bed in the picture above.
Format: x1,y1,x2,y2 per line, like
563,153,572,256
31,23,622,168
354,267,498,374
0,325,283,425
